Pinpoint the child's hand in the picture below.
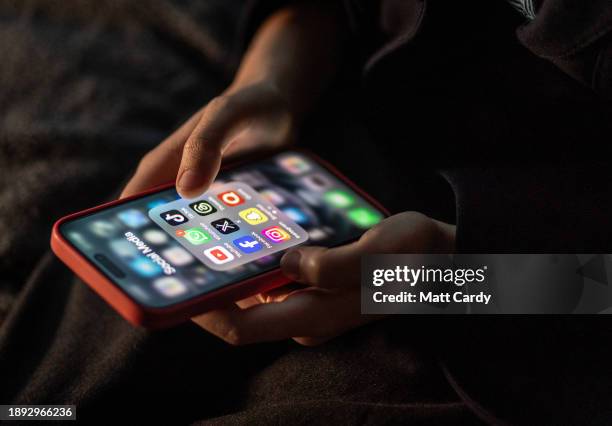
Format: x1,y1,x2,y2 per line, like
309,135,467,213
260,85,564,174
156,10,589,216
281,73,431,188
121,81,294,198
192,212,456,346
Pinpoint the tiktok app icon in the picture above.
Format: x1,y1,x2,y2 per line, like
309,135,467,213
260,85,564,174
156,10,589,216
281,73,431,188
160,209,187,226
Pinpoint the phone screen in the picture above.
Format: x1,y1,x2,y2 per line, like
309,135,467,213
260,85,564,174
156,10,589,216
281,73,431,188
60,151,385,308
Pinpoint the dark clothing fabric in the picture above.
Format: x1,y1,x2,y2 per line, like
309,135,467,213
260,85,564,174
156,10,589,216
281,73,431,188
1,0,611,425
341,0,612,99
522,0,612,98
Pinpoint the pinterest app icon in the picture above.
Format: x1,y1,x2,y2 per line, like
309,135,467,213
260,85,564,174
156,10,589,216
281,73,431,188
262,226,291,243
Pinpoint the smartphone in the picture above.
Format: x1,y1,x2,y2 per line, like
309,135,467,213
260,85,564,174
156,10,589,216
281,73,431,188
51,150,388,328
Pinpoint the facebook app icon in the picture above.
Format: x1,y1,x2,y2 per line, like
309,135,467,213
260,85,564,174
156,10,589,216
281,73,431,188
232,236,262,254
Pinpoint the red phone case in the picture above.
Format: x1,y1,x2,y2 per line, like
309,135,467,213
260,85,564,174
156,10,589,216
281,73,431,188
50,150,389,329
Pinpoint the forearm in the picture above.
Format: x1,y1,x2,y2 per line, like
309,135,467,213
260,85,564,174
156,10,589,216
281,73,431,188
230,1,347,118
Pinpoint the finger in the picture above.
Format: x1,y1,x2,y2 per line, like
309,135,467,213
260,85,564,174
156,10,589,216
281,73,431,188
121,109,203,197
235,296,261,309
257,282,306,303
222,130,270,159
191,288,369,346
279,243,363,289
235,283,305,310
292,335,335,347
280,212,450,288
176,95,258,198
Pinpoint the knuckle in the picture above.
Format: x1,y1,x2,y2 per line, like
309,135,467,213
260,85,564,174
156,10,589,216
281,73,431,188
184,135,216,164
208,94,232,112
187,128,222,158
397,210,430,224
362,222,385,242
304,248,328,284
183,136,204,158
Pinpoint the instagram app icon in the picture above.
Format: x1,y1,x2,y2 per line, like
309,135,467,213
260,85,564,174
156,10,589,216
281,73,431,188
262,226,291,243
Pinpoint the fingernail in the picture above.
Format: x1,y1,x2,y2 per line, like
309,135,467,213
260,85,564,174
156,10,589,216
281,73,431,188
281,250,301,280
177,169,203,197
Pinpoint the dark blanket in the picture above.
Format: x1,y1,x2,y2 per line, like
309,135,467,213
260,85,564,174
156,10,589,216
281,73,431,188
1,1,611,425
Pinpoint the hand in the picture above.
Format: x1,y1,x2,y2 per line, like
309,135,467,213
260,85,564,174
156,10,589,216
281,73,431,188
122,1,345,198
192,212,456,346
121,80,294,198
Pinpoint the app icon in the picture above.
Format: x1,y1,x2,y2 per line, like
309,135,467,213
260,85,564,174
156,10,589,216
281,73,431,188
278,155,310,174
143,229,168,245
300,174,332,191
230,171,268,187
282,207,309,225
239,207,269,225
232,236,263,254
177,227,211,245
262,226,291,243
260,189,285,206
90,220,116,238
347,207,383,228
211,218,240,235
189,200,217,216
189,266,213,286
204,246,235,265
127,285,150,301
68,232,93,251
160,209,187,226
153,277,187,297
162,246,194,266
147,199,168,209
129,257,162,277
323,189,355,209
217,190,245,207
118,209,149,228
308,228,327,241
109,239,138,258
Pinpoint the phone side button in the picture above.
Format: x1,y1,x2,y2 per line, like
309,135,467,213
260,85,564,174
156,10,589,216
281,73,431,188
94,254,126,279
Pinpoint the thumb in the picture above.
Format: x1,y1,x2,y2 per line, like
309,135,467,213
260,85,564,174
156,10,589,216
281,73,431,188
279,212,456,288
280,243,363,288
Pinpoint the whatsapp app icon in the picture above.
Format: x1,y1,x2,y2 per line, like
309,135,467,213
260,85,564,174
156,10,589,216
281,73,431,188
189,200,217,216
181,227,211,245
